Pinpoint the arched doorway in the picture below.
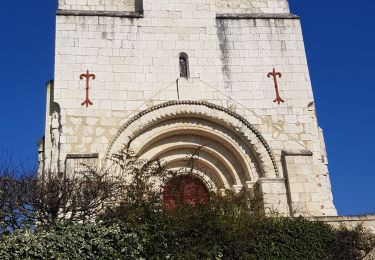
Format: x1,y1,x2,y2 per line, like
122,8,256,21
163,175,209,208
106,101,279,192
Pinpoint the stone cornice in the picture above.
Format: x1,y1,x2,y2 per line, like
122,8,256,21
316,215,375,222
57,9,144,18
57,10,299,20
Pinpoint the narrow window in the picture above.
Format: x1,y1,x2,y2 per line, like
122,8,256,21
135,0,144,13
179,53,189,78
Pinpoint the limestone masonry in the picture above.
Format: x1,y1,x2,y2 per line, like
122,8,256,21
39,0,338,217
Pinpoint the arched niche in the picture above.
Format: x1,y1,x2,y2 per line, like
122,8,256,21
106,101,280,191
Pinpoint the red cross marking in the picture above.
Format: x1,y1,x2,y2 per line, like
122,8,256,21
80,70,96,108
267,68,285,105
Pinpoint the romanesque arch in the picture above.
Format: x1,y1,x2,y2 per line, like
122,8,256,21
106,101,279,191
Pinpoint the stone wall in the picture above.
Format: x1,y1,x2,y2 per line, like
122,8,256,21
53,11,315,163
282,150,334,217
216,0,290,14
53,11,312,159
58,0,135,12
45,0,337,216
318,215,375,234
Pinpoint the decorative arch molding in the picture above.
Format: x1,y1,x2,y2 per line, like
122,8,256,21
106,101,279,178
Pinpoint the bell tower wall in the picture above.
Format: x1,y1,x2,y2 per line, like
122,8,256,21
43,0,338,217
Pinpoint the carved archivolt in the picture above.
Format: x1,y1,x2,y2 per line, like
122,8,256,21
106,101,279,190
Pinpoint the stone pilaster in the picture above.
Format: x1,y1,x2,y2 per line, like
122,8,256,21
256,178,290,216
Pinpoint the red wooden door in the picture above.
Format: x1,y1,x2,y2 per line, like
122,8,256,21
163,175,208,208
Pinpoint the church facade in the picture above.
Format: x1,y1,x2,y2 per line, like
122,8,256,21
39,0,337,217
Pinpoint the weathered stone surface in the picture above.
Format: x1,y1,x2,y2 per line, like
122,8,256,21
216,0,290,14
58,0,135,12
317,215,375,234
41,0,337,217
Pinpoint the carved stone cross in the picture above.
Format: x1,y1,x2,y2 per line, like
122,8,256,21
267,68,285,105
80,70,96,107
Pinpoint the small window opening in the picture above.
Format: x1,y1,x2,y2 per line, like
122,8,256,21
179,53,189,78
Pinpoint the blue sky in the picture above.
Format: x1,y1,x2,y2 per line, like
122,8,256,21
0,1,373,216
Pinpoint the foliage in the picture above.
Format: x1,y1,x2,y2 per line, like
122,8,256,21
0,167,35,233
1,149,375,259
0,222,144,259
1,205,374,259
0,168,123,233
330,225,375,260
103,148,174,226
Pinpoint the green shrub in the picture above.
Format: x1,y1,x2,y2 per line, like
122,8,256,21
1,201,374,260
1,151,374,259
0,223,146,259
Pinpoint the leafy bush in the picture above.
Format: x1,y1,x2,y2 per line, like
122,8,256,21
0,223,145,259
1,150,374,259
1,201,374,259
